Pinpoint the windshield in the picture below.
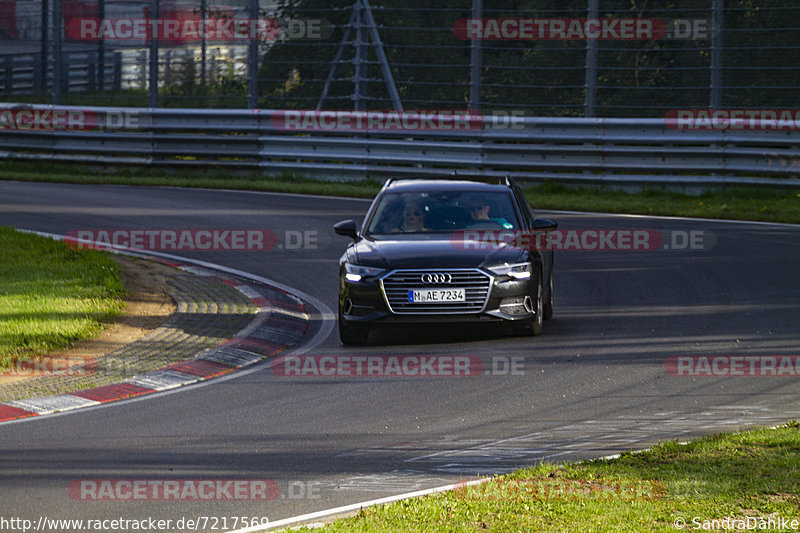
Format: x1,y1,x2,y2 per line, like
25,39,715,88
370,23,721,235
365,190,520,236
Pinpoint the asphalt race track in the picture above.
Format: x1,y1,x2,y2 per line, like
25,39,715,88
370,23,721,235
0,181,798,530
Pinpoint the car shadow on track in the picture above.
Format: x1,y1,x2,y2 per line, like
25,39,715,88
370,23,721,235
362,323,518,346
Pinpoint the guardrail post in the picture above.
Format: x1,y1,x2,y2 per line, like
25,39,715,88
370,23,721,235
146,109,156,168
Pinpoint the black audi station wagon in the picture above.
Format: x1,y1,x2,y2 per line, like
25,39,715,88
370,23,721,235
334,176,557,345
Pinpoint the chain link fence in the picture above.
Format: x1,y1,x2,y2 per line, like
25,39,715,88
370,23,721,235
0,0,798,117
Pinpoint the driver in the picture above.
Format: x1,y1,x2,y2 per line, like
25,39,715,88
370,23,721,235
465,196,513,229
467,197,492,223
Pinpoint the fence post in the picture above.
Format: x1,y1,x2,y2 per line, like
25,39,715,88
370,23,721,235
247,0,259,108
59,53,69,98
469,0,481,112
52,0,61,104
140,50,147,89
709,0,723,109
3,56,12,94
89,52,98,92
201,0,207,86
353,0,366,110
148,0,159,107
584,0,598,117
40,0,48,96
98,0,105,92
32,54,42,95
210,49,217,82
113,52,122,91
164,49,172,85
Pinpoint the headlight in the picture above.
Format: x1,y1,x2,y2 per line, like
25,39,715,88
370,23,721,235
487,262,532,280
344,262,385,282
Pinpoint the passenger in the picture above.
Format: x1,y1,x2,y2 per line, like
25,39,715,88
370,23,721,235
394,202,426,232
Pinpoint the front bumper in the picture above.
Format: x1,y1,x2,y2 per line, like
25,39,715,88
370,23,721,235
339,268,538,325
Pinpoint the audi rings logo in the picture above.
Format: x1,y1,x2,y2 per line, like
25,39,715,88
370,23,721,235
421,272,452,284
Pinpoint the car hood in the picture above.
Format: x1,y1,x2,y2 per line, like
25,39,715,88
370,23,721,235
350,235,528,269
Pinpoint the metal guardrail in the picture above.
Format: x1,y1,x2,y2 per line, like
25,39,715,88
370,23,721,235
0,104,798,188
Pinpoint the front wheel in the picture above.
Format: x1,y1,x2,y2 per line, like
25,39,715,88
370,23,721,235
339,311,369,345
543,270,554,320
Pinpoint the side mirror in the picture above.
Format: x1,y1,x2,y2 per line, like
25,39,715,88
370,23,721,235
334,219,359,240
533,218,558,231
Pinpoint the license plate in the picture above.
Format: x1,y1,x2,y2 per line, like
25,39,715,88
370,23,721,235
408,288,465,303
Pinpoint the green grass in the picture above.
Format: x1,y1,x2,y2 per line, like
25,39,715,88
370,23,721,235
313,422,800,532
1,161,798,224
531,182,800,225
0,161,384,200
0,227,125,368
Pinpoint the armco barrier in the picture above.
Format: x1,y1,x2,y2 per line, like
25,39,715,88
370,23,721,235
0,104,798,187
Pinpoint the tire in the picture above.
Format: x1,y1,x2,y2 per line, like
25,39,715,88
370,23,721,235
339,310,369,346
513,275,543,337
543,270,554,320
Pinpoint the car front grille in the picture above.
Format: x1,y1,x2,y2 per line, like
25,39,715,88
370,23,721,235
380,268,492,314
